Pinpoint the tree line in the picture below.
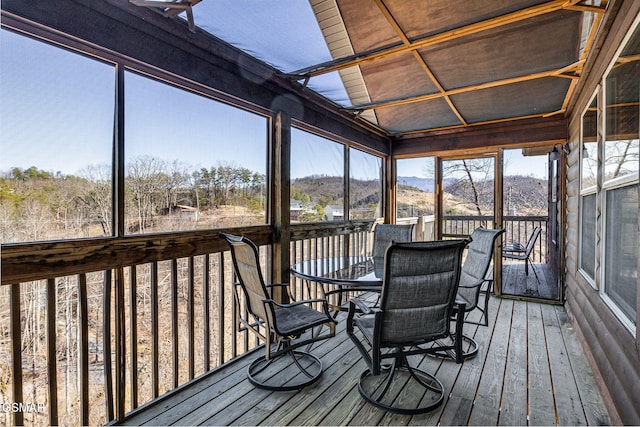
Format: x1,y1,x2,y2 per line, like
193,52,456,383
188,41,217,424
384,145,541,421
0,156,266,242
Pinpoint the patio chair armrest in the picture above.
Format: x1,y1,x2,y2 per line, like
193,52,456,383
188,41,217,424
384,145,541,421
270,297,325,308
265,282,289,290
457,280,483,290
350,297,374,314
265,282,295,300
347,297,379,333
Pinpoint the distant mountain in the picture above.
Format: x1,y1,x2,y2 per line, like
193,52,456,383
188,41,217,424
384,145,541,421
291,174,548,216
397,176,435,192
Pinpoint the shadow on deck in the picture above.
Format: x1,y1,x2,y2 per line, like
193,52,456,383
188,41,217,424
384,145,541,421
117,295,609,426
502,261,560,301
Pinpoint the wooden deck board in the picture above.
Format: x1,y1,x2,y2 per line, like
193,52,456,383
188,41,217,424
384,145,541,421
554,306,610,426
467,298,513,426
117,295,610,426
502,262,559,300
527,302,557,426
541,303,588,426
499,300,528,426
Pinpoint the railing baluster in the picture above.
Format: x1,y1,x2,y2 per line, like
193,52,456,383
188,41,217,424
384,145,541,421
150,262,159,398
290,241,301,300
171,259,178,388
225,252,236,360
77,274,89,425
188,257,195,380
46,278,58,426
10,283,24,427
103,270,114,421
203,254,211,371
115,267,126,420
129,266,138,410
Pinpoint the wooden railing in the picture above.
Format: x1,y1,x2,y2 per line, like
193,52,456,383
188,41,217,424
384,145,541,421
443,215,548,263
396,215,436,241
1,216,547,426
289,220,375,307
0,221,373,426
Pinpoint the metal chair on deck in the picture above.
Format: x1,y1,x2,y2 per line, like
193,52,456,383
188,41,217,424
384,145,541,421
455,227,504,358
221,233,336,391
347,239,469,414
371,223,415,258
502,226,541,281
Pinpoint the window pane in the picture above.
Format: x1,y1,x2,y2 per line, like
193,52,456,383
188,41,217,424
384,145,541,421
604,25,639,182
604,184,638,325
579,93,598,283
442,157,494,216
580,193,596,279
396,157,435,219
0,30,115,243
290,128,344,222
581,95,598,189
349,148,382,220
124,71,267,233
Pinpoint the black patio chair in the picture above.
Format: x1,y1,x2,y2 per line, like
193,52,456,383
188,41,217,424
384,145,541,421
220,233,336,391
371,223,415,258
455,227,504,358
502,226,541,280
347,239,469,414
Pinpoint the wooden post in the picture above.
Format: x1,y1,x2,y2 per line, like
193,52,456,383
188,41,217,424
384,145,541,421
114,65,125,237
385,153,394,223
271,112,291,302
494,150,504,295
344,146,351,254
435,156,444,239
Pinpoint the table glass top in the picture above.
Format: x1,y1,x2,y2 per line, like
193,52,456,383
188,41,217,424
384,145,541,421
291,256,384,286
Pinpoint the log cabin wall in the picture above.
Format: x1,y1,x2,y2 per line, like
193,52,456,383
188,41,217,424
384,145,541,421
564,0,640,424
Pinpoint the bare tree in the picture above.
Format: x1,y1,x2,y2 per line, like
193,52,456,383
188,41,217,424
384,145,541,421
126,156,167,233
78,164,113,235
605,139,639,179
426,158,494,216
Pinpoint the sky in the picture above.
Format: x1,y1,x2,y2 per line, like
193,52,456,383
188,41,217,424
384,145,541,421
396,150,549,179
192,0,350,104
1,3,547,181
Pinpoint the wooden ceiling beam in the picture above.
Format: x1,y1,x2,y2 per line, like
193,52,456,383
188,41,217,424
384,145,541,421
392,109,567,138
344,65,580,112
291,0,575,78
392,116,568,157
373,0,469,125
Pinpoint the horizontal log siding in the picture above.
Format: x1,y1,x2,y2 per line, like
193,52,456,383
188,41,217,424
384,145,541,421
564,3,640,422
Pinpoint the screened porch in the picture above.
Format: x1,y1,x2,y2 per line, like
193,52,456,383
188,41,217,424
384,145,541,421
2,0,637,425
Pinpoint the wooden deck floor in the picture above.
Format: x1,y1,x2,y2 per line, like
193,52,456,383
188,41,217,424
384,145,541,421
118,296,610,426
501,262,560,301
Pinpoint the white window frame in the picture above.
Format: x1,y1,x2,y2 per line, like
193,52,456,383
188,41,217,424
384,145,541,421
596,16,640,334
578,91,598,288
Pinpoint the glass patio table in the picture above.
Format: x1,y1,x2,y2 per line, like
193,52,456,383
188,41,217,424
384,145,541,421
290,256,384,312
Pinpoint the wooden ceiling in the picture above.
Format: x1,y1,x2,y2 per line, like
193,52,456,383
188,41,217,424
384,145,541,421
299,0,607,137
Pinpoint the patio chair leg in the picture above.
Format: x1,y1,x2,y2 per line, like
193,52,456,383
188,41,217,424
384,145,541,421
248,350,323,391
528,256,541,285
357,354,445,414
